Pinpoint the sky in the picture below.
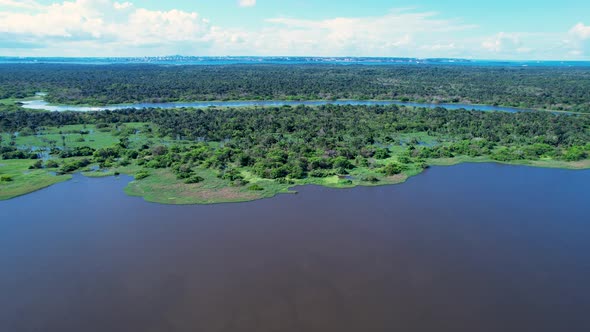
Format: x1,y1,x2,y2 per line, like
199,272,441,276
0,0,589,59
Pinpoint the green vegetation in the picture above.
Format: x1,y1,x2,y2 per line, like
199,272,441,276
1,64,589,112
1,63,589,203
1,103,588,204
0,159,71,200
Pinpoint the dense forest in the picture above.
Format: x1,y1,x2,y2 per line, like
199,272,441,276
1,63,590,203
2,106,589,184
1,64,590,112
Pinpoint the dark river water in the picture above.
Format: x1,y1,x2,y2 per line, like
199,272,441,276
1,163,589,332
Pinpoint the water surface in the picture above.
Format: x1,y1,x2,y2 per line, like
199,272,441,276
22,98,541,113
1,163,589,332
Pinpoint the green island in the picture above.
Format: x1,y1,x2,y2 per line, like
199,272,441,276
1,64,589,204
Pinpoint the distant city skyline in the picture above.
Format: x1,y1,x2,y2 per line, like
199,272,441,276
1,0,589,60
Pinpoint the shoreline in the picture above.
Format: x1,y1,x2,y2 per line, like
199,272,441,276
2,159,589,205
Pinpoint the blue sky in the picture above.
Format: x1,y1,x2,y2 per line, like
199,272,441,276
1,0,589,59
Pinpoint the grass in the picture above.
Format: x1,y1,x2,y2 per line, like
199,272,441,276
7,123,153,150
0,98,17,106
120,162,422,205
124,168,265,205
0,159,71,200
429,155,590,170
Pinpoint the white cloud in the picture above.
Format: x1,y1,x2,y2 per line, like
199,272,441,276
565,23,590,58
113,1,132,10
481,32,523,53
569,23,590,40
0,0,213,54
0,0,43,10
238,0,256,7
0,1,588,59
209,9,475,56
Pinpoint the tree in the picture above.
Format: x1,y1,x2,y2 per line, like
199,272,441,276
382,162,404,176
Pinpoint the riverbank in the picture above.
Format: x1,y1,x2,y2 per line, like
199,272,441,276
0,159,72,200
2,156,588,204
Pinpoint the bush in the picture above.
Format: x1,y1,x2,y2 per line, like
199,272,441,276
45,160,59,168
2,150,37,160
0,175,13,182
309,169,335,178
135,171,150,180
248,184,264,191
398,155,412,164
184,175,204,184
374,148,390,159
361,175,379,182
381,162,405,176
59,146,95,158
29,160,43,169
563,146,587,161
60,158,91,173
219,168,243,181
232,179,249,187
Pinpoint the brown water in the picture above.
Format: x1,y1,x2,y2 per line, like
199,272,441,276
1,163,589,332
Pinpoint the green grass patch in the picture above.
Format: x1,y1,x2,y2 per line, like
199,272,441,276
124,168,267,205
428,155,590,169
0,159,71,200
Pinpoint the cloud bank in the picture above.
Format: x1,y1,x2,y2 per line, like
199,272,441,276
238,0,256,8
0,0,588,59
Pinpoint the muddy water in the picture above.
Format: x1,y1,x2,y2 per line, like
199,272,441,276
1,163,589,332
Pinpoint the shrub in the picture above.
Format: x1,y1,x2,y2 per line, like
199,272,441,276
381,162,405,176
398,155,412,164
184,175,204,184
309,169,335,178
374,148,390,159
248,184,264,191
361,175,379,182
60,159,91,173
0,175,13,182
232,179,249,187
135,171,150,180
563,146,587,162
29,160,43,169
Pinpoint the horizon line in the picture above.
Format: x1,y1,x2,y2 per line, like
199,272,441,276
1,55,589,62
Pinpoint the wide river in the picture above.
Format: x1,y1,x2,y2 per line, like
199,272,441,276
22,98,544,113
1,163,589,332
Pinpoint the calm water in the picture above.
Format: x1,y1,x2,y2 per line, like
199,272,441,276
22,98,542,113
1,163,590,332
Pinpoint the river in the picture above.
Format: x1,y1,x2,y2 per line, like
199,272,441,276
1,163,589,332
21,98,545,113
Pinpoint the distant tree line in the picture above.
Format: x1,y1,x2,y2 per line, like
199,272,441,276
1,64,589,112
